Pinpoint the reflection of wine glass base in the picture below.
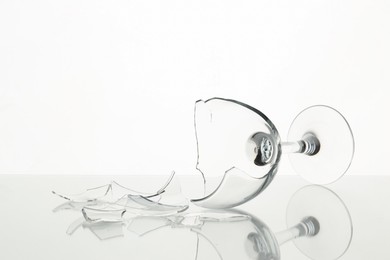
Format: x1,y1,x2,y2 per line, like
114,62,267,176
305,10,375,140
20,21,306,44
286,185,352,260
288,105,355,184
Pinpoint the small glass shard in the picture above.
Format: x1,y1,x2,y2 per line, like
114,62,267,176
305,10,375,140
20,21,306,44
192,229,224,260
126,211,251,237
195,212,251,223
83,221,125,240
52,184,111,202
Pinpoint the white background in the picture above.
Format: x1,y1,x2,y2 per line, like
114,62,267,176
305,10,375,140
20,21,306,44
0,0,389,175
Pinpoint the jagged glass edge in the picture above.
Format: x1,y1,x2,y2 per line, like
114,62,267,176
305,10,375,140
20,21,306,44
52,171,176,202
192,97,282,206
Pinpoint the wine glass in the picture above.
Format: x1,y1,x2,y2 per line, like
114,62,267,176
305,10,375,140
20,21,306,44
191,97,354,208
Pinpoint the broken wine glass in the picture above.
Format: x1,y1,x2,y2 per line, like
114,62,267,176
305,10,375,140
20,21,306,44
192,98,354,208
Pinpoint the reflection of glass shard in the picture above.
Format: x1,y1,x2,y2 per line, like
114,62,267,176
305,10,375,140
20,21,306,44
82,207,126,223
126,211,251,238
192,229,224,260
127,216,171,236
83,221,125,240
52,184,110,202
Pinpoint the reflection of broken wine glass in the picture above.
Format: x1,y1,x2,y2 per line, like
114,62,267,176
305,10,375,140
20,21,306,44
197,185,352,260
192,98,354,208
92,185,350,260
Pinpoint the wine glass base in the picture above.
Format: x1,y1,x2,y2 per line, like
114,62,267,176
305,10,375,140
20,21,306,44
286,185,353,260
288,105,355,184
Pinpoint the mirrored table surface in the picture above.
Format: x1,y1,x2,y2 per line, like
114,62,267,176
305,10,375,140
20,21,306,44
0,174,388,259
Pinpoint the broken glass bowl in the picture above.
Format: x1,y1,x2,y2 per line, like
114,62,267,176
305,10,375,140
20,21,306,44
192,98,354,208
191,98,281,209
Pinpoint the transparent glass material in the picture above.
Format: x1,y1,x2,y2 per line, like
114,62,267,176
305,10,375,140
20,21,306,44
288,105,355,184
191,98,354,208
192,98,281,208
52,172,189,227
61,185,352,260
286,185,353,260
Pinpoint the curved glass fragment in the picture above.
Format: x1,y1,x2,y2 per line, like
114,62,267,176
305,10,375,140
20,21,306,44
191,98,281,208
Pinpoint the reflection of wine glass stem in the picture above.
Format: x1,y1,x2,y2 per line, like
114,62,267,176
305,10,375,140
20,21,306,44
275,216,320,246
282,133,320,155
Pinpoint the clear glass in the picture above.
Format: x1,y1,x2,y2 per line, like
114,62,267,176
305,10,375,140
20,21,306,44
191,98,354,208
52,172,189,224
286,185,353,260
192,98,281,208
62,185,352,260
288,105,355,184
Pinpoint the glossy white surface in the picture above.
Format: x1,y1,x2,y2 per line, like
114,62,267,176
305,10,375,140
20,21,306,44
0,174,388,259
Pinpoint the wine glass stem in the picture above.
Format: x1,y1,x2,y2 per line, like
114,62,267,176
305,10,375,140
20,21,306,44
281,141,305,154
281,133,320,155
275,216,320,246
